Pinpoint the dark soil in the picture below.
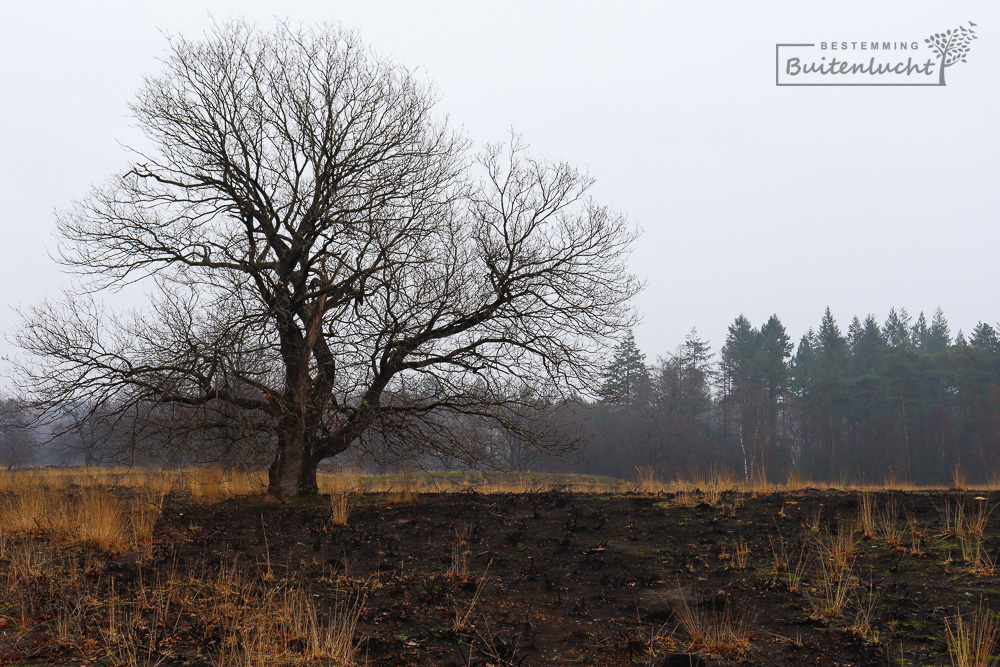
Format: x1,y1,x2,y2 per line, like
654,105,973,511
4,488,999,665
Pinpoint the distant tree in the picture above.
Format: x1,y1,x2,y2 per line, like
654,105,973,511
911,312,931,350
0,399,36,470
758,315,792,474
846,315,890,475
676,328,715,420
928,308,952,352
598,330,650,409
883,307,912,348
722,315,769,480
790,330,817,473
971,323,1000,354
812,307,849,476
648,329,719,474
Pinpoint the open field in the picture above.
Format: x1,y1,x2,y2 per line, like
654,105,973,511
3,469,1000,665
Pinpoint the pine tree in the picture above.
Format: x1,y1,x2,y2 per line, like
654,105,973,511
598,330,650,408
814,308,849,477
721,316,763,480
971,323,1000,354
883,307,912,348
927,307,951,352
911,312,931,350
679,328,714,416
847,314,889,476
791,330,817,475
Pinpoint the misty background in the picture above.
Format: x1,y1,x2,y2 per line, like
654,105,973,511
1,2,998,481
3,2,997,366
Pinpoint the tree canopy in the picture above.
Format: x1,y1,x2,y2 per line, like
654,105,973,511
14,21,641,496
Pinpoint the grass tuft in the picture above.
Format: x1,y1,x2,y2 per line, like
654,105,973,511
946,600,1000,667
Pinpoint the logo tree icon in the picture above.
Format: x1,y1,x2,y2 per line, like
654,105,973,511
925,22,977,85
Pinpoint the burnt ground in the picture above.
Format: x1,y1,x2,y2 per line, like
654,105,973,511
4,488,1000,665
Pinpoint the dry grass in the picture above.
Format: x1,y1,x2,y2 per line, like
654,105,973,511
876,497,906,549
453,559,492,632
946,601,1000,667
941,496,995,540
849,581,883,645
805,505,823,533
10,465,1000,503
785,469,810,491
324,473,360,528
0,484,162,553
767,531,789,575
783,546,811,594
329,490,352,527
959,535,997,576
75,489,126,550
807,557,855,620
816,524,857,576
9,464,1000,664
954,465,970,491
185,467,264,502
1,536,367,666
733,536,750,570
632,466,663,494
672,587,755,658
858,492,877,539
448,524,475,578
907,514,928,557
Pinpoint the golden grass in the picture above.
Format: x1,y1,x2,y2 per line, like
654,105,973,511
732,536,750,570
3,545,371,667
786,546,811,595
75,489,126,550
876,498,906,549
767,531,789,575
7,465,1000,502
858,491,877,539
329,489,352,527
941,496,996,540
184,466,265,502
849,582,883,645
806,557,855,620
7,463,1000,664
785,468,810,491
959,535,997,576
946,601,1000,667
831,524,859,571
0,483,162,553
954,465,970,492
672,587,755,657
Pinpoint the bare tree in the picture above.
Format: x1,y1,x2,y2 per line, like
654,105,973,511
14,21,640,496
0,398,36,470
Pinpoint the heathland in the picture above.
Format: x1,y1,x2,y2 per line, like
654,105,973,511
2,468,1000,665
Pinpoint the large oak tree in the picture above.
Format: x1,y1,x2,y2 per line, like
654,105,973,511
14,21,640,496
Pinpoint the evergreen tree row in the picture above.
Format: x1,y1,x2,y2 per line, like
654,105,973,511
589,308,1000,484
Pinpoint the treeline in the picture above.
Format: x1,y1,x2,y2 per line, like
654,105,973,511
5,306,1000,485
574,307,1000,485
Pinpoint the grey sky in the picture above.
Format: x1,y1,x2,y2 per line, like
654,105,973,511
2,1,998,376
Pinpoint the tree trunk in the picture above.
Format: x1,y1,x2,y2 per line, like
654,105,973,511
828,401,836,478
268,437,320,496
268,327,322,497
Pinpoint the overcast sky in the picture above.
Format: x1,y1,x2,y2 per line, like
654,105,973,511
2,1,998,376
